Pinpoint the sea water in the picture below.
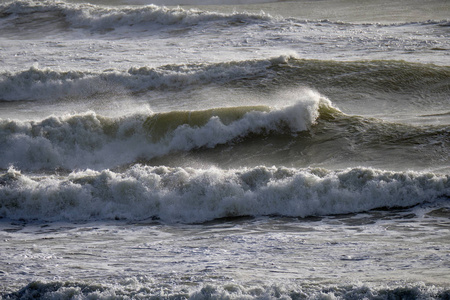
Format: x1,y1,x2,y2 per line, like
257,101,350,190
0,0,449,298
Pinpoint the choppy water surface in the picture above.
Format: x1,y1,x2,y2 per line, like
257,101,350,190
0,0,449,298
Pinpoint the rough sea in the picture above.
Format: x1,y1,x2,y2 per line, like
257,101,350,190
0,0,449,298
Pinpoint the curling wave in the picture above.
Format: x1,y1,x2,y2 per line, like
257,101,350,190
2,91,449,171
0,91,331,170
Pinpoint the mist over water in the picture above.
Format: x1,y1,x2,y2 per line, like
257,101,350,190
0,0,449,298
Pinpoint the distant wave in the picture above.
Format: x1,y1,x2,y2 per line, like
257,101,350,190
1,57,448,101
0,0,273,36
1,0,448,38
1,164,448,223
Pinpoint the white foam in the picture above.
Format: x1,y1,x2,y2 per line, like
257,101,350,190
0,112,147,170
166,90,327,150
0,58,279,101
0,165,448,223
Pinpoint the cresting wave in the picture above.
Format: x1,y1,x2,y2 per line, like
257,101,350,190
2,93,449,171
0,93,329,170
1,165,449,223
1,57,449,101
4,281,450,300
0,0,273,36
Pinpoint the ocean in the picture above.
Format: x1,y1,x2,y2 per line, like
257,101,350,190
0,0,449,298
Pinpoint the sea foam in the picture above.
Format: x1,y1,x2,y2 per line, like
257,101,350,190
1,165,448,223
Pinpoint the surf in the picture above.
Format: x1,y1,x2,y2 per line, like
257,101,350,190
1,165,448,223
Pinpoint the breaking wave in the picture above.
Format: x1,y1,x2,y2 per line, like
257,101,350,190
1,164,449,223
0,91,331,170
0,57,448,102
1,89,449,172
0,58,282,101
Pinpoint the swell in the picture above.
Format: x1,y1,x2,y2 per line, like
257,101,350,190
1,57,448,102
276,58,450,96
0,164,448,223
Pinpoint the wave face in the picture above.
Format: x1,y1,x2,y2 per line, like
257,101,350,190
1,91,448,172
1,165,448,223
